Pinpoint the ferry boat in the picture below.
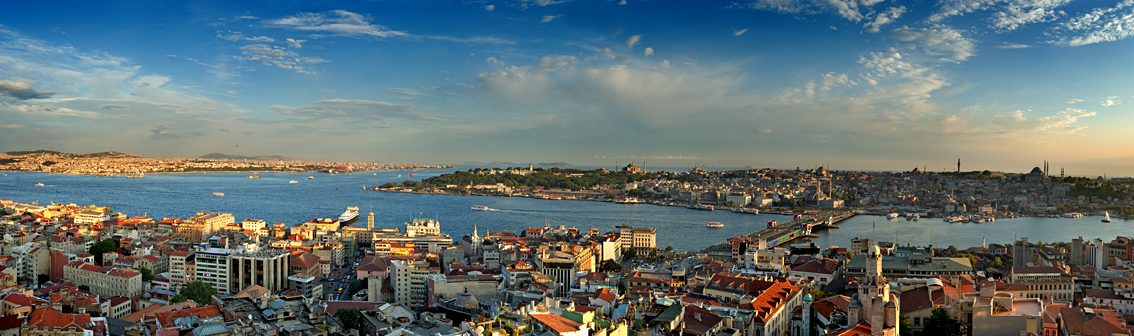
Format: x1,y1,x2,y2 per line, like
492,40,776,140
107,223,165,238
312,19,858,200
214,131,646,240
289,180,298,184
34,183,44,187
213,192,224,197
471,205,489,211
308,176,314,180
339,206,360,224
886,213,899,219
687,204,714,211
706,222,724,228
247,173,261,179
912,214,920,221
127,174,145,179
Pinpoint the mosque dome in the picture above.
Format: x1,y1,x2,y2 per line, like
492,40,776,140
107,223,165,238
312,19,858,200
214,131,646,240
454,289,480,309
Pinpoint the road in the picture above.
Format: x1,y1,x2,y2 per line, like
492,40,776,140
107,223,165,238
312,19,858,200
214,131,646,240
323,251,366,301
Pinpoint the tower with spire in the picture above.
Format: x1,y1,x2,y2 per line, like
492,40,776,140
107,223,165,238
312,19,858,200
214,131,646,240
843,242,899,336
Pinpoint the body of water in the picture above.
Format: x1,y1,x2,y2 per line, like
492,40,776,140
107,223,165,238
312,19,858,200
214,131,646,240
2,171,1129,252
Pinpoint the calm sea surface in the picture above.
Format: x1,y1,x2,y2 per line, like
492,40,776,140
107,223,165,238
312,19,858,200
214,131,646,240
2,170,1129,252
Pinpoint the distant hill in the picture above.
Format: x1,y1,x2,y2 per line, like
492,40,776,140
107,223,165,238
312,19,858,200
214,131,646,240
198,153,310,161
459,161,573,167
5,150,140,158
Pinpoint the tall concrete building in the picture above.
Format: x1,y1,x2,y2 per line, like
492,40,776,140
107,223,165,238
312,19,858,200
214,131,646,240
537,251,578,296
195,239,233,294
229,244,291,293
617,224,657,250
1013,238,1033,267
1071,237,1084,265
390,259,433,306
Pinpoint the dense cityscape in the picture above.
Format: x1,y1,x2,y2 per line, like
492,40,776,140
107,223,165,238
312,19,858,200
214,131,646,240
0,159,1132,336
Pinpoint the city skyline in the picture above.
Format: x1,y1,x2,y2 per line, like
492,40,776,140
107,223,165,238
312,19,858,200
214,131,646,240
0,1,1132,176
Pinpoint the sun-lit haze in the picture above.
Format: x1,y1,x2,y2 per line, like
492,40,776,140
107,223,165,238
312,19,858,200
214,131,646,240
0,1,1131,176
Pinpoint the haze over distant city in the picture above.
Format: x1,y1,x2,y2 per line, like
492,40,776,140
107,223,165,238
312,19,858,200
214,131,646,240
0,1,1131,176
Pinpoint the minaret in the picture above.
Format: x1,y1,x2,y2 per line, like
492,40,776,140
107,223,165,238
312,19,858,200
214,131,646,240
957,158,961,172
1061,167,1065,178
802,293,814,336
367,211,374,230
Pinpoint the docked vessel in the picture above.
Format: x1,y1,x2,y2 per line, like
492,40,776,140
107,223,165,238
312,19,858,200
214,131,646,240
34,183,44,187
339,206,360,224
289,180,298,184
213,192,224,197
127,173,144,179
687,204,714,211
615,197,646,204
471,205,489,211
706,222,724,228
1103,211,1112,223
886,213,899,219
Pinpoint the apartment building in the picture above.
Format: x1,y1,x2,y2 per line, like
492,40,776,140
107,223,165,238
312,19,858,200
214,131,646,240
63,262,143,299
74,210,111,225
167,251,194,287
391,259,436,306
617,224,656,250
195,245,232,294
1011,266,1074,300
229,244,291,292
11,243,49,284
537,251,579,296
241,219,266,232
288,274,322,300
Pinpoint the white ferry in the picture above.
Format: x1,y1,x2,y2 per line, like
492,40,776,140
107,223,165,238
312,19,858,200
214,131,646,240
886,213,899,219
706,222,724,228
289,180,298,184
213,192,225,197
34,183,45,187
471,205,489,211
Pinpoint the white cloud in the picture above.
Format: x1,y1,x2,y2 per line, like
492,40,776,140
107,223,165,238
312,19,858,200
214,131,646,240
1,102,102,118
989,108,1096,136
486,5,495,11
940,115,970,133
644,47,654,57
731,0,884,22
0,121,24,129
264,10,408,38
1101,96,1121,106
1051,0,1134,46
926,0,1000,23
991,0,1073,31
863,6,906,33
516,0,573,8
425,36,517,44
541,14,563,23
996,42,1031,49
486,57,504,66
626,34,641,48
890,26,976,61
1067,98,1083,104
286,38,306,48
232,44,327,74
733,28,749,36
217,31,275,42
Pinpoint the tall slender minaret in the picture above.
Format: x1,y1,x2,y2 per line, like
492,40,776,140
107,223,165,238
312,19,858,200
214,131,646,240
1061,167,1065,178
367,211,374,230
957,158,961,172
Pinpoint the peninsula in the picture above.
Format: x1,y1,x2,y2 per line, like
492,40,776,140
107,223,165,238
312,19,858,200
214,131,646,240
0,150,453,175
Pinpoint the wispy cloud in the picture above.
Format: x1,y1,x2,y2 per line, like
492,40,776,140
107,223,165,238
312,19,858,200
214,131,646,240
890,26,976,62
733,28,749,36
626,34,641,48
541,14,562,23
285,38,306,48
644,47,654,57
1067,98,1083,104
1102,96,1121,106
485,5,495,11
731,0,882,22
233,44,325,74
264,10,408,38
217,31,275,42
269,99,451,123
387,88,430,99
863,6,905,33
150,125,206,139
996,42,1031,49
425,35,517,44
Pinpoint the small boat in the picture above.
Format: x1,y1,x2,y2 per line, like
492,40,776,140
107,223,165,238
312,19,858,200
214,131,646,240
308,176,314,180
34,183,44,187
1103,211,1112,223
732,208,744,213
471,205,489,211
615,197,645,204
706,222,724,228
247,173,261,179
213,192,225,197
127,174,144,179
289,180,298,184
886,213,899,219
913,214,919,221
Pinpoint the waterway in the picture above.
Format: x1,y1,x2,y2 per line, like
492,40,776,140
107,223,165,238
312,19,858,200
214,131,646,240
2,171,1128,252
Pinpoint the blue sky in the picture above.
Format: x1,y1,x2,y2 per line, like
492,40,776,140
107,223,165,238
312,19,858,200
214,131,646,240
1,0,1132,176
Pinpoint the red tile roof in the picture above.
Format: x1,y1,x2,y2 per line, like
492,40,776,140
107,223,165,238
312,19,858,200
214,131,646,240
530,313,582,333
23,308,91,331
154,305,223,329
822,321,873,336
2,293,49,307
290,252,321,268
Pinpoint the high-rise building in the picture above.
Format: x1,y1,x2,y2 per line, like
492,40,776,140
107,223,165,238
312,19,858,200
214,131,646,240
617,224,656,250
1071,237,1084,265
390,259,434,306
229,244,291,293
195,238,233,294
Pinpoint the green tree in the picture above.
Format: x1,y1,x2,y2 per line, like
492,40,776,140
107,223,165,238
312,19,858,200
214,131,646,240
664,246,674,253
380,182,398,188
600,259,622,273
88,239,117,265
809,289,834,300
136,266,153,283
922,307,960,336
173,280,219,305
335,308,364,330
899,316,913,336
346,279,366,296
